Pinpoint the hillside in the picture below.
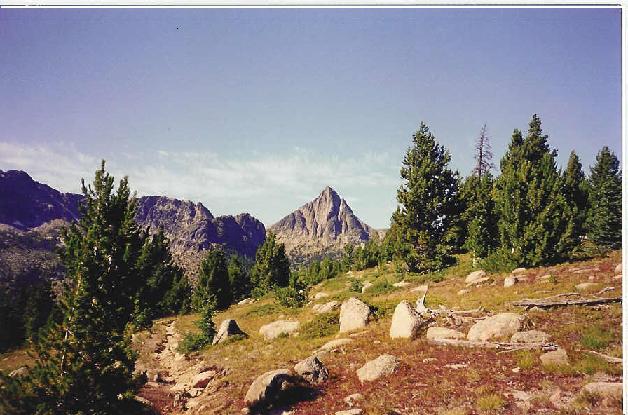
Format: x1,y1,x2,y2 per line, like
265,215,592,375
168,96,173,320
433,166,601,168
112,251,624,414
270,187,379,263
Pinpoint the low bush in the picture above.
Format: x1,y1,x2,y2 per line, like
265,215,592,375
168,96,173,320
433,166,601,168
481,248,519,273
300,313,339,339
275,286,308,308
178,332,210,354
580,326,613,350
476,393,506,412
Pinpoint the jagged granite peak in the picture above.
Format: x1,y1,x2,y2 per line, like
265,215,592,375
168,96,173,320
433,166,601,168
269,186,378,262
0,170,81,230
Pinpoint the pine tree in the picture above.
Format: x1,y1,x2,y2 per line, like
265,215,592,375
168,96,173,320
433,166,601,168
193,249,232,311
586,146,622,250
227,254,250,301
461,174,498,262
391,122,460,272
250,233,290,296
494,115,570,266
0,162,143,414
561,151,589,255
473,123,495,177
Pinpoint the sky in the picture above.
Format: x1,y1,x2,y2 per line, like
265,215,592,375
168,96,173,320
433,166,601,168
0,8,621,229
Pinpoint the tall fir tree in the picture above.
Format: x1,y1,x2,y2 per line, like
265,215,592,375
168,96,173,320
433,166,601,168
391,122,460,272
193,249,232,311
0,162,143,414
561,151,589,255
227,254,250,302
250,233,290,295
586,146,622,250
494,115,570,266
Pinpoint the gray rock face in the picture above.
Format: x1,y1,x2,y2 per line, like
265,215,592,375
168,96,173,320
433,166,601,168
212,319,247,345
244,369,297,408
259,320,300,340
389,300,423,339
312,300,340,314
294,356,328,384
581,382,622,400
340,297,371,333
540,348,569,367
504,275,518,287
465,270,487,284
318,338,354,352
268,187,378,261
467,313,526,342
356,354,398,382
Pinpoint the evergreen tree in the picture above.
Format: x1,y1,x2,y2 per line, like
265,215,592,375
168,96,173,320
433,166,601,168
461,174,498,262
193,249,232,311
561,151,589,255
228,254,250,301
0,162,143,414
250,233,290,296
494,115,570,266
586,146,622,249
473,123,495,177
391,122,460,272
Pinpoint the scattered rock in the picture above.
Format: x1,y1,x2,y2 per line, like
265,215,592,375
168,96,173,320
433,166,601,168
8,366,28,377
312,300,340,314
457,289,470,295
467,313,526,342
361,281,373,293
213,319,247,345
511,330,551,344
467,277,491,287
575,282,597,291
339,297,371,333
411,284,429,293
392,281,411,288
238,298,255,305
512,267,526,275
259,320,300,340
336,410,363,415
294,356,328,384
465,270,486,284
614,263,622,274
539,274,553,282
540,348,569,367
134,395,151,405
426,327,466,341
244,369,298,409
581,382,622,400
192,370,217,388
344,393,364,407
389,300,424,339
319,338,354,352
504,275,518,287
356,354,398,382
313,292,329,300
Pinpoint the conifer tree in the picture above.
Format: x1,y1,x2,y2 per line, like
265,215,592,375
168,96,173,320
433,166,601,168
391,122,459,272
0,162,143,414
561,151,589,255
193,249,232,311
494,115,570,266
250,233,290,295
586,146,622,250
228,254,250,301
461,174,498,262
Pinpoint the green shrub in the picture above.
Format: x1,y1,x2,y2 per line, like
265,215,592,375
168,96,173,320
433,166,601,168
574,354,610,375
349,279,363,293
515,350,536,370
178,332,210,354
244,303,281,317
275,286,308,308
367,279,396,295
481,248,519,273
580,326,613,350
476,393,505,412
300,313,339,339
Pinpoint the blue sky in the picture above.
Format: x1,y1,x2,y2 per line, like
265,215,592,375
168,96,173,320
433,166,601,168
0,8,621,228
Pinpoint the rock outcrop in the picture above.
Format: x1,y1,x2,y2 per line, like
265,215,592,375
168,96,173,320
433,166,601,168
389,300,423,339
339,297,371,333
467,313,526,342
269,187,378,262
356,354,398,382
212,319,247,345
294,356,328,384
259,320,300,340
244,369,298,409
426,327,466,341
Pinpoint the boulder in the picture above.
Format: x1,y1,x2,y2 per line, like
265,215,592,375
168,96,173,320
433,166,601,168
512,267,526,275
294,355,328,384
319,338,354,352
467,313,526,342
504,275,518,288
339,298,371,333
336,410,363,415
313,292,329,300
361,281,373,293
511,330,551,344
238,298,255,305
575,282,597,291
457,289,470,295
244,369,297,409
426,327,466,341
356,354,398,382
213,319,247,345
614,263,622,274
343,393,364,407
259,320,300,340
465,270,487,284
389,300,424,339
540,348,569,367
581,382,622,400
392,281,411,288
8,366,29,377
312,300,340,314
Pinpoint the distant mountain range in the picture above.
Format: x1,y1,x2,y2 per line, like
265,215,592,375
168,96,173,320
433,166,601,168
0,170,381,277
269,186,380,262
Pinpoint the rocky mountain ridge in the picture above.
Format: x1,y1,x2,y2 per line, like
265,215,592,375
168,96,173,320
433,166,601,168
269,186,379,262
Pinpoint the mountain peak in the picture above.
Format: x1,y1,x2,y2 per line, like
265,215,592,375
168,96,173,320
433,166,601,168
269,187,377,262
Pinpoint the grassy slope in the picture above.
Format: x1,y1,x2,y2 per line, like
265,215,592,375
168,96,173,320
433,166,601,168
1,251,622,414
